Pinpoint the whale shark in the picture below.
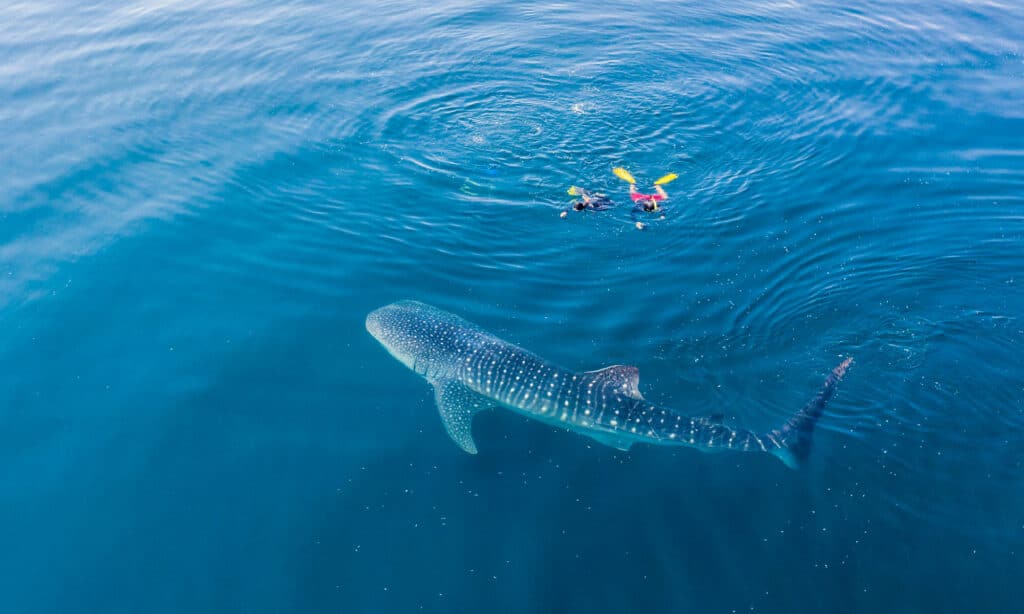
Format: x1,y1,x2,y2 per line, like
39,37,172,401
366,300,852,469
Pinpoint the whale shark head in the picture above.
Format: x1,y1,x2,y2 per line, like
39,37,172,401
366,300,475,376
366,301,424,370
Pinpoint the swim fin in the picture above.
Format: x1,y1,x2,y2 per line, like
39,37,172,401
613,167,636,184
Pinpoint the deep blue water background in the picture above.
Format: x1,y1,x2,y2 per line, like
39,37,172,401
2,1,1023,612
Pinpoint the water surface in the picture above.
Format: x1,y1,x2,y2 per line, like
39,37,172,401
1,1,1022,612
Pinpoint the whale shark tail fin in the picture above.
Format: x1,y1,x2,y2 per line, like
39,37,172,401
769,357,853,470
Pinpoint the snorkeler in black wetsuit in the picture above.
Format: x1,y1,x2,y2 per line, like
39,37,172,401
560,186,613,218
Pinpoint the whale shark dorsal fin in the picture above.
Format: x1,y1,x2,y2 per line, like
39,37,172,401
583,365,644,400
431,379,494,455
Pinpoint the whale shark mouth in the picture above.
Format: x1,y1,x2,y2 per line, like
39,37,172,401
364,307,385,343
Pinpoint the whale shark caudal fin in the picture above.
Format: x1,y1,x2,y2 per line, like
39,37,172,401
431,379,494,454
769,357,854,470
583,365,644,400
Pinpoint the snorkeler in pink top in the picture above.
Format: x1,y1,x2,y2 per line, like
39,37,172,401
613,167,677,229
629,183,668,211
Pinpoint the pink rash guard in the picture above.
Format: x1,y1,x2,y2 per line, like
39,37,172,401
630,192,665,202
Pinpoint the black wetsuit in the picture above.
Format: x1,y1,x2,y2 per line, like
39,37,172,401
572,195,613,211
567,189,613,213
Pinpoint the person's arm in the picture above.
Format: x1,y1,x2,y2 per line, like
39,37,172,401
630,202,643,220
629,205,646,229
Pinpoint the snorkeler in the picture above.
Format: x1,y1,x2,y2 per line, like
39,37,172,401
560,186,614,218
613,167,677,229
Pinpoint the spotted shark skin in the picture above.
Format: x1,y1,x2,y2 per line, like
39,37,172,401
366,300,852,469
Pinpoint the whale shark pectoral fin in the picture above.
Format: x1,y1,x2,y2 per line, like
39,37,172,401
585,432,634,452
583,365,644,400
431,379,494,455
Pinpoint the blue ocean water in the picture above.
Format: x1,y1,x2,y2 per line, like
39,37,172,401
2,0,1023,611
